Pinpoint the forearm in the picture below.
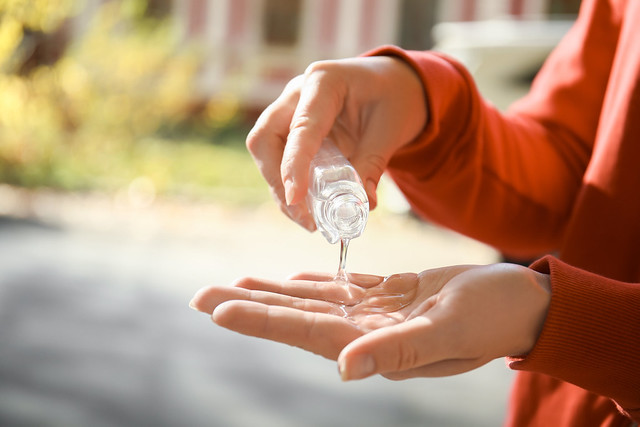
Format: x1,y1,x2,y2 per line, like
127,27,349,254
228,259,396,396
366,46,591,257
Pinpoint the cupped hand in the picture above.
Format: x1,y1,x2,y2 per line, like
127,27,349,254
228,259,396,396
246,55,427,230
190,264,550,381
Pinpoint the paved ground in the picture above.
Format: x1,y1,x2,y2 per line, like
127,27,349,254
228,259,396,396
0,188,512,427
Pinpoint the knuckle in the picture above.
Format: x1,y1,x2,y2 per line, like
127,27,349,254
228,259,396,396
304,59,333,76
245,109,274,154
303,314,319,341
288,114,315,133
245,128,261,154
302,60,343,102
283,73,304,92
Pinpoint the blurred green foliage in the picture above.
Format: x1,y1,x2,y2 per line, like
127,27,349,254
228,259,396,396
0,0,267,204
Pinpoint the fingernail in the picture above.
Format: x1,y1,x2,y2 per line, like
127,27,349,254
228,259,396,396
189,288,207,312
284,179,295,205
339,353,375,381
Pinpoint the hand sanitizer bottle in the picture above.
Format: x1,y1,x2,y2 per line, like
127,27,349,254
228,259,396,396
306,139,369,244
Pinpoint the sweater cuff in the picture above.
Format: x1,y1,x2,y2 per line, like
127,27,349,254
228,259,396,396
508,255,640,414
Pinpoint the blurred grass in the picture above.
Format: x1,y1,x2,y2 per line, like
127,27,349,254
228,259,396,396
0,0,268,206
25,133,270,205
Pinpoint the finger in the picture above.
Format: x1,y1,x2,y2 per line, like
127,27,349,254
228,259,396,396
285,271,334,281
246,95,290,198
247,77,316,231
350,153,388,211
189,285,340,315
347,56,428,209
282,62,345,205
212,300,362,360
232,276,364,304
381,357,486,380
337,315,454,381
286,272,385,289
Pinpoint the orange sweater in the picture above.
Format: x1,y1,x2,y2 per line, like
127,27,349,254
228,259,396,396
370,0,640,425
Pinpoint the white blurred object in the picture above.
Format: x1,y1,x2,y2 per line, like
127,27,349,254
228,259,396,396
433,18,574,110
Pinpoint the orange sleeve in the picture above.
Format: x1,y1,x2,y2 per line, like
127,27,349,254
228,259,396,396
366,1,618,258
509,256,640,421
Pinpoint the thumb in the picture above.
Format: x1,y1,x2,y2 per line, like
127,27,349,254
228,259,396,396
337,317,439,381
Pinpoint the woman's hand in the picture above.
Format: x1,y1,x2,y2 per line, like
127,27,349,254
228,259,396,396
190,264,551,381
246,55,427,230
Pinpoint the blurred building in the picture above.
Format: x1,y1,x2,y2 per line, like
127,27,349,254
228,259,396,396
171,0,579,111
73,0,578,112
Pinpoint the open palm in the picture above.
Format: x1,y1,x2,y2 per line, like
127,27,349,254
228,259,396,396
190,264,550,381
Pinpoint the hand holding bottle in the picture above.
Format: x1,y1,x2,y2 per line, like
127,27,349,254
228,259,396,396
246,55,427,231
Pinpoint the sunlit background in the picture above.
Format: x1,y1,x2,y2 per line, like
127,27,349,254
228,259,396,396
0,1,578,426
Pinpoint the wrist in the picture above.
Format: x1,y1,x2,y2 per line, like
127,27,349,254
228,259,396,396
514,266,552,356
362,47,429,148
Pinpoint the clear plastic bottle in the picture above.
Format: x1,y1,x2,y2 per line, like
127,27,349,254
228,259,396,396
306,139,369,244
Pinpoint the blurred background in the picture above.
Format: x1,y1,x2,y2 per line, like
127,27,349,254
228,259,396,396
0,0,578,426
